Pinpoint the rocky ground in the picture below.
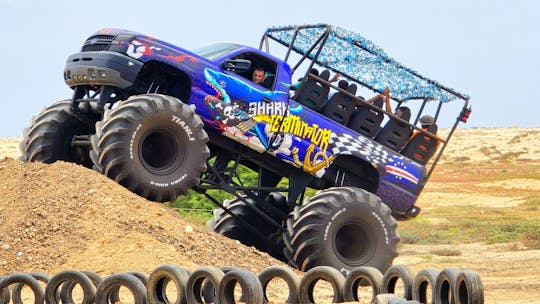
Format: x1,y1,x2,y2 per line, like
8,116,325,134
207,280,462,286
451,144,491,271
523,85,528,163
1,127,539,303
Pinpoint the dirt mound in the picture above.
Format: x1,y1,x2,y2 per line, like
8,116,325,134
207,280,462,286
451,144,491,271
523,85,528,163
0,158,284,276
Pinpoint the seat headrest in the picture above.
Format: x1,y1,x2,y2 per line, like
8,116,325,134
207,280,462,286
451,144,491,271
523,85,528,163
399,107,411,121
338,79,349,89
427,123,438,134
319,70,330,80
347,83,358,95
262,75,275,89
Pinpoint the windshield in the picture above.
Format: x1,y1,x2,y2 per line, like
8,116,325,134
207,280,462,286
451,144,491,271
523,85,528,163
192,43,243,60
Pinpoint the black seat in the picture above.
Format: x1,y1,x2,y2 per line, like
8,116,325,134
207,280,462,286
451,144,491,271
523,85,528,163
322,80,357,125
294,69,330,111
401,124,439,164
374,108,412,151
261,75,275,89
348,96,384,137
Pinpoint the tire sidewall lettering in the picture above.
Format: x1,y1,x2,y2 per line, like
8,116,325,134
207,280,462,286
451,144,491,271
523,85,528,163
150,173,187,188
172,115,195,141
170,173,188,185
371,211,390,245
129,123,142,160
324,207,346,241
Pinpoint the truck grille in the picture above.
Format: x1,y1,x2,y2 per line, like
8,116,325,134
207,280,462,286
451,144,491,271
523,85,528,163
81,35,115,52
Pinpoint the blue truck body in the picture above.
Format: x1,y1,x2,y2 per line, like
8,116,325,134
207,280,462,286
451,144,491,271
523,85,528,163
64,27,428,216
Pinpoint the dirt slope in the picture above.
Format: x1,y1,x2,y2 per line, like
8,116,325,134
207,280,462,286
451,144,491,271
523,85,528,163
0,159,283,275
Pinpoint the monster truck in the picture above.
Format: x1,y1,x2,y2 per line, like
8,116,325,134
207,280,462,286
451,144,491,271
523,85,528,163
20,24,471,275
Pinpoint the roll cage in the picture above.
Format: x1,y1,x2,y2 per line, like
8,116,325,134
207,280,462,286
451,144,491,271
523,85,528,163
259,23,472,178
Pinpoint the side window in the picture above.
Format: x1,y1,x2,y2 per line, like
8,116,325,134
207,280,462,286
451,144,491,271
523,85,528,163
225,52,277,90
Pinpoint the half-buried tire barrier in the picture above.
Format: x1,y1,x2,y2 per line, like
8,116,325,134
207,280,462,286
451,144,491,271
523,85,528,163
258,265,300,304
147,264,190,304
45,270,96,304
455,269,484,304
11,272,50,304
218,269,264,304
59,270,102,304
381,264,415,300
343,266,384,303
412,268,439,304
108,271,149,303
0,276,10,304
299,265,345,303
186,266,224,304
95,273,147,304
0,264,484,303
0,273,44,304
435,268,462,304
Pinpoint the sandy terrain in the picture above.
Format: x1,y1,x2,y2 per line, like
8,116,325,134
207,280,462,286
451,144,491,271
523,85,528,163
1,127,539,303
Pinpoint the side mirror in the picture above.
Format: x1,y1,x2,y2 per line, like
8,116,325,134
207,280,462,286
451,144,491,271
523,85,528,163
223,59,251,73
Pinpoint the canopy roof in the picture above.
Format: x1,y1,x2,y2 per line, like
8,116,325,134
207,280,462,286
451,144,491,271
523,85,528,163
265,24,469,103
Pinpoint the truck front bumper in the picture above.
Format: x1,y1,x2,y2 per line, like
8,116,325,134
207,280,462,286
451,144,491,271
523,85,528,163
64,51,143,89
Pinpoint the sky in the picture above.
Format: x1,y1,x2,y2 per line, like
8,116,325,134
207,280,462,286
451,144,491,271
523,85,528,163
0,0,538,136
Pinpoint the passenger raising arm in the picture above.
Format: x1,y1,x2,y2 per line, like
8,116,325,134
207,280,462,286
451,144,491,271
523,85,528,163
363,87,392,113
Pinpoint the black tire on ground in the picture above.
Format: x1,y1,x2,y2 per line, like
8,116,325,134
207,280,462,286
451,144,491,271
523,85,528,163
147,264,190,304
90,94,209,202
45,270,96,304
283,187,399,274
454,270,484,304
0,276,9,304
109,271,148,303
12,272,51,304
60,270,102,304
81,270,104,287
435,268,462,304
20,99,101,168
186,266,224,303
207,196,237,232
382,264,415,300
343,266,384,303
95,273,147,304
0,273,44,304
298,265,345,304
201,266,240,303
210,196,286,260
217,269,264,304
258,265,300,304
412,268,439,304
126,271,149,286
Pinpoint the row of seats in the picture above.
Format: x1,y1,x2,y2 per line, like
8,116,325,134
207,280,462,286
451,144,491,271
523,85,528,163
293,68,381,132
292,68,388,139
293,69,439,164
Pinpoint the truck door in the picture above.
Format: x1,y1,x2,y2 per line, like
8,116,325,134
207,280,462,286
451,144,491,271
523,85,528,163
202,51,290,153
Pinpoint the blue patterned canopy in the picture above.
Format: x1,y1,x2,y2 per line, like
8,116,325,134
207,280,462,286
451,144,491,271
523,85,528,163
265,24,469,103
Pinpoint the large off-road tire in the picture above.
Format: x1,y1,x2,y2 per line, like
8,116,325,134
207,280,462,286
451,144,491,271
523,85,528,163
210,196,286,260
90,94,209,202
283,187,399,275
20,100,101,168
